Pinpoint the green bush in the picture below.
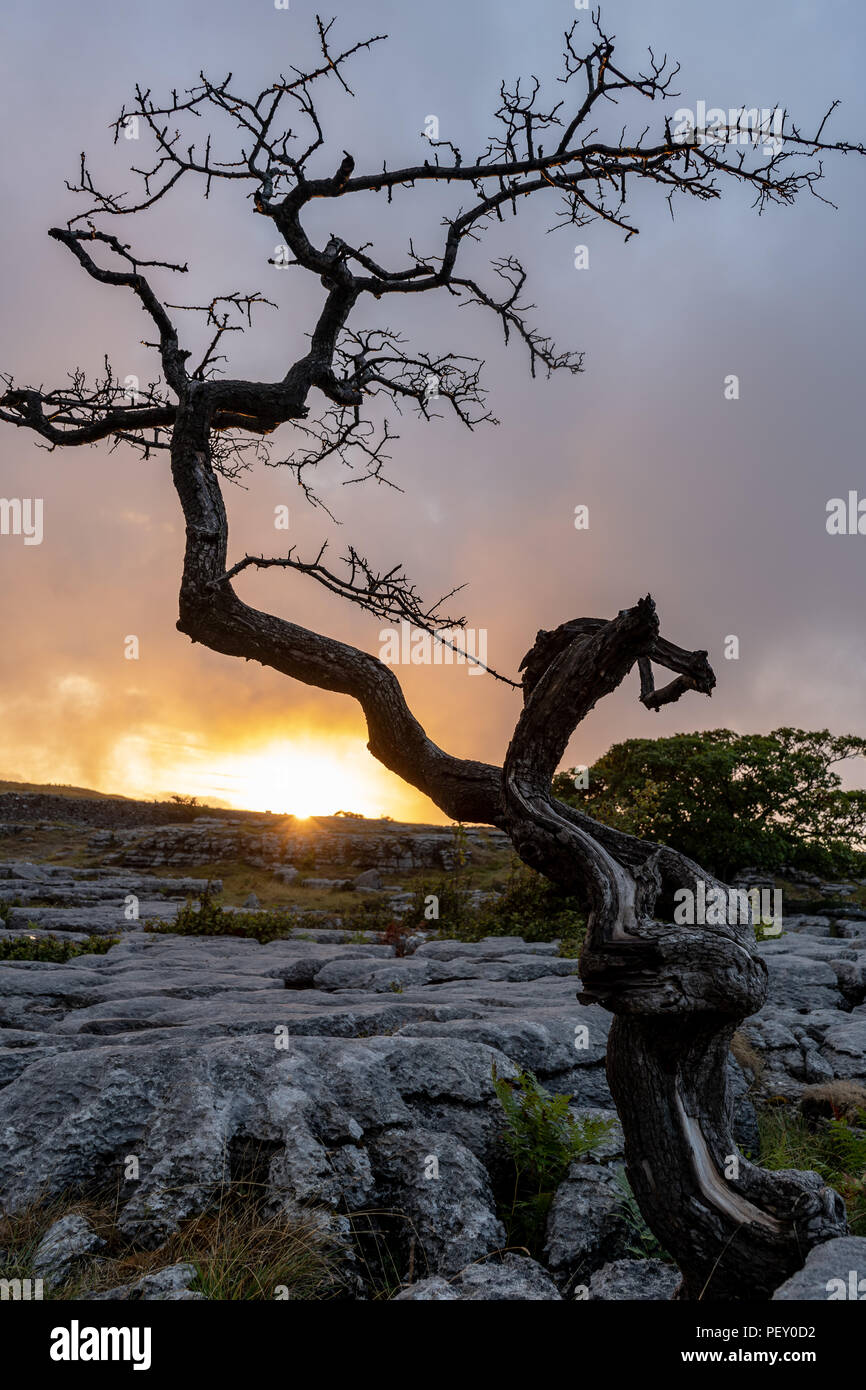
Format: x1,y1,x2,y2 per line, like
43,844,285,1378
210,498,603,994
146,883,395,944
404,854,587,949
477,862,586,949
492,1064,614,1252
553,729,866,881
0,934,118,962
339,897,399,935
146,883,300,944
758,1105,866,1235
403,874,474,935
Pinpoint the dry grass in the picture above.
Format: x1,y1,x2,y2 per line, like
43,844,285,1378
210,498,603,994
800,1080,866,1123
730,1030,766,1083
0,1180,351,1301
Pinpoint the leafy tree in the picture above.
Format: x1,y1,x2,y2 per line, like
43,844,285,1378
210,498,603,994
553,728,866,880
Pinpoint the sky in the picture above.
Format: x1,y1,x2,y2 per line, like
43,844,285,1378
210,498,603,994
0,0,864,819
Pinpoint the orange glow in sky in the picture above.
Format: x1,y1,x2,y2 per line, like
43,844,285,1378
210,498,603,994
171,736,420,819
0,665,446,821
3,722,433,821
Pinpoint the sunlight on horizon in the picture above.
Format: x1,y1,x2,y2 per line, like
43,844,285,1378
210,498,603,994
100,730,435,820
0,719,441,820
194,740,405,818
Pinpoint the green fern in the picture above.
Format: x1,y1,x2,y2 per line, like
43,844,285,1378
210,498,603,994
613,1166,674,1262
492,1064,614,1253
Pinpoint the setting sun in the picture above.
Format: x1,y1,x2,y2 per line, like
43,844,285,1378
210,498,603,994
92,728,433,821
0,705,440,820
198,739,403,818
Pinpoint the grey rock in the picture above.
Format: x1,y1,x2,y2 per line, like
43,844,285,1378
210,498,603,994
394,1253,561,1301
353,868,383,890
2,851,864,1287
763,953,841,1011
588,1257,680,1300
83,1262,203,1301
784,915,831,938
772,1237,866,1300
32,1212,105,1288
544,1163,629,1278
820,1019,866,1080
803,1049,836,1083
367,1127,506,1276
391,1275,460,1301
830,954,866,1007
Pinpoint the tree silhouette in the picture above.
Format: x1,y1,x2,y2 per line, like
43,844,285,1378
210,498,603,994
2,12,862,1298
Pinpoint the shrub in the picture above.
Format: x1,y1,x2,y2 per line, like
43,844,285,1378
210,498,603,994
403,874,473,936
146,883,299,944
491,1064,614,1252
757,1104,866,1236
380,919,411,957
467,860,587,949
146,883,398,944
0,933,118,962
553,728,866,881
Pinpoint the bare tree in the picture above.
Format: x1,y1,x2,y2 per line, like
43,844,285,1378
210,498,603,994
2,12,861,1298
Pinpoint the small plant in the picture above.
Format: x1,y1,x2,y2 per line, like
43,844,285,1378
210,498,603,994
557,936,582,959
0,933,118,963
381,919,411,957
0,1180,349,1301
757,1104,866,1236
472,860,587,950
404,875,472,935
146,884,300,944
613,1166,674,1262
492,1064,614,1253
338,897,395,935
177,1185,347,1300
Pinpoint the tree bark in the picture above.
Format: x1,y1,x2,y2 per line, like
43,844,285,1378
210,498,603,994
503,598,848,1299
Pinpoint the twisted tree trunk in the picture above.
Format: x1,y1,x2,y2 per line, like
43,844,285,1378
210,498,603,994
503,598,848,1299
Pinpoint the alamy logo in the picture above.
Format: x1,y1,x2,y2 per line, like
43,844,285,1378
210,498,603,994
826,492,866,535
49,1321,152,1371
671,103,784,155
0,497,43,545
379,621,488,676
0,1277,43,1300
826,1270,866,1300
674,882,782,936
